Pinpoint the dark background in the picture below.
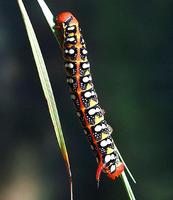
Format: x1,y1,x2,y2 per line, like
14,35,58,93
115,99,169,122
0,1,173,200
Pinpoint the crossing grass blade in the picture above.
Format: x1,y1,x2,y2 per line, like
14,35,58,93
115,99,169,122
36,0,62,43
35,0,136,199
17,1,73,199
121,172,136,200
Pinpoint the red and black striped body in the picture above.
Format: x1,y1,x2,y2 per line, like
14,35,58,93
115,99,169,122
55,12,124,182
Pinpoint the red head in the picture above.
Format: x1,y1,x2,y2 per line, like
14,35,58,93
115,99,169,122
96,161,124,185
107,162,124,180
55,11,78,27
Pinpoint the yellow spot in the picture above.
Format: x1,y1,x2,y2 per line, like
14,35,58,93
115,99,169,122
89,99,97,107
84,70,90,76
106,147,114,154
68,33,74,37
86,83,92,90
95,116,104,125
101,133,109,140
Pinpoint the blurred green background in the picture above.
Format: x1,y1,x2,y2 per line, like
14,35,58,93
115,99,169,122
0,1,173,200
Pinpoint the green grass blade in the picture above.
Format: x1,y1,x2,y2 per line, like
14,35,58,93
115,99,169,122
17,1,73,199
36,0,63,44
115,145,136,184
36,0,55,33
121,172,136,200
36,0,63,47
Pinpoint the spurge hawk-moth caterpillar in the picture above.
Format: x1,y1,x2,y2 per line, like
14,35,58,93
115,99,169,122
54,12,124,184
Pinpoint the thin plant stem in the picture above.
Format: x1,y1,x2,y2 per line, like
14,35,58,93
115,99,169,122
17,0,73,199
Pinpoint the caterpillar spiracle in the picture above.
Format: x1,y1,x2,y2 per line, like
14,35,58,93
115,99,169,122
55,12,124,184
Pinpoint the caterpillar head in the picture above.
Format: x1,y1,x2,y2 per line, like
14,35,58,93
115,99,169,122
56,12,78,25
96,161,124,188
55,12,78,47
107,162,124,180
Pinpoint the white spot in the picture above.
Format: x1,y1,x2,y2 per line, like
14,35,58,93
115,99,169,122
83,76,89,83
82,63,90,69
70,94,76,100
67,37,75,42
100,140,107,147
94,125,102,132
69,49,75,54
88,108,96,115
110,165,116,173
95,107,100,113
105,155,111,163
84,91,91,98
64,49,68,53
88,76,92,81
84,130,87,135
91,91,95,96
82,49,88,55
107,139,112,145
65,63,74,69
67,26,75,31
110,154,115,160
102,124,106,129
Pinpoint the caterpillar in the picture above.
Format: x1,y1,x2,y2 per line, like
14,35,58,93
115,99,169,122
55,12,124,184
